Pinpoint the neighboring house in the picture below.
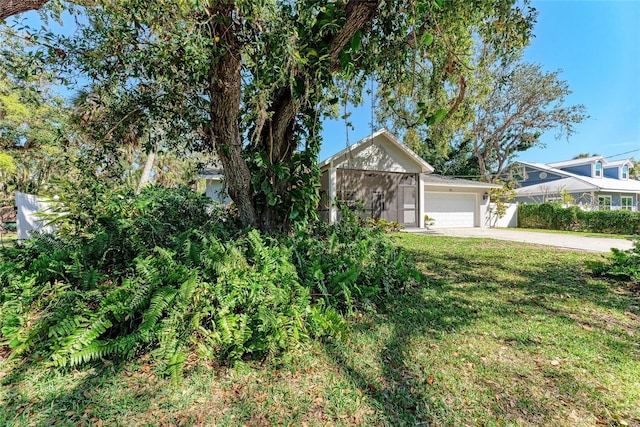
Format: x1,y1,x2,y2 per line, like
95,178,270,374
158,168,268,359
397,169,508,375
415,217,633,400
197,162,232,204
199,129,499,228
318,129,499,228
510,156,640,211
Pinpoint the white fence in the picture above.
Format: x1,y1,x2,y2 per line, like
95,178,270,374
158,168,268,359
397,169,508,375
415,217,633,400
486,202,518,228
16,192,57,240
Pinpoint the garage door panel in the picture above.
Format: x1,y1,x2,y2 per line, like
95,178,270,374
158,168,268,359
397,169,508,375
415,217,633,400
425,192,476,227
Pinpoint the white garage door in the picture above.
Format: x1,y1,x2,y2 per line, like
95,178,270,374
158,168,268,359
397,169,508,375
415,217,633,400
425,192,477,228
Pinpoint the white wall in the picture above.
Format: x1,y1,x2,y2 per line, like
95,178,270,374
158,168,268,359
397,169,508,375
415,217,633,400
15,192,57,240
486,202,518,228
205,179,232,204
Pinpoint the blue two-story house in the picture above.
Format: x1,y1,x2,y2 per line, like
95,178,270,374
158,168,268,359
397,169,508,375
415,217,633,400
510,156,640,211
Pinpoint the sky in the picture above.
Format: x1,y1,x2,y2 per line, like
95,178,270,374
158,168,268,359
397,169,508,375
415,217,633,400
319,0,640,165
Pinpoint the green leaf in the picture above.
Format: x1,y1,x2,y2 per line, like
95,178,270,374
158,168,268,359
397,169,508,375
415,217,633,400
350,30,362,53
422,33,434,47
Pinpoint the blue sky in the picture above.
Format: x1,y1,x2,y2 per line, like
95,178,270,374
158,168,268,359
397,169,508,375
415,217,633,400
320,0,640,165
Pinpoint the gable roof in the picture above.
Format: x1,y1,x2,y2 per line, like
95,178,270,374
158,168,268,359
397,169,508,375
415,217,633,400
604,159,633,168
547,156,606,169
515,161,640,194
318,128,434,173
197,162,224,180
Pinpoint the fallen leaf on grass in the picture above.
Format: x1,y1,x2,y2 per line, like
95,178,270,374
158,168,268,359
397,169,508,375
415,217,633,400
426,375,435,385
578,322,593,331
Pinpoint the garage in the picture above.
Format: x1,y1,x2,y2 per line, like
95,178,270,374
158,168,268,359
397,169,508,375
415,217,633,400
424,192,477,228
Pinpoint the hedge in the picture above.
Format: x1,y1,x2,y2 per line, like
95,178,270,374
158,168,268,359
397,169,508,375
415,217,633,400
518,202,640,235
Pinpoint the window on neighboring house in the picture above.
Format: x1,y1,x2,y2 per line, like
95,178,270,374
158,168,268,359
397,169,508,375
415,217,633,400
594,162,602,178
621,196,633,211
598,195,611,210
622,165,629,180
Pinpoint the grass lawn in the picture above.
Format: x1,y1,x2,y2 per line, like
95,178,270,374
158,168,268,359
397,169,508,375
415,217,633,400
1,234,639,426
0,232,17,248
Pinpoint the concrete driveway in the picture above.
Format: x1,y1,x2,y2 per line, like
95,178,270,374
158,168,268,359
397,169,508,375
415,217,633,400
408,228,635,253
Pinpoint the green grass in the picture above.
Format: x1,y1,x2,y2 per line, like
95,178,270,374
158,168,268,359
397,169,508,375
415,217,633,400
2,234,639,426
0,232,17,248
507,227,635,240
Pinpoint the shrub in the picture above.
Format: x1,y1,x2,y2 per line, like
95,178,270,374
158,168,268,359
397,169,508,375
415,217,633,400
518,202,640,235
0,188,418,376
290,209,419,314
588,237,640,284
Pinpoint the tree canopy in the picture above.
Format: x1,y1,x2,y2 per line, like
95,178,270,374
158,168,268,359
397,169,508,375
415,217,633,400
5,0,537,232
377,39,586,182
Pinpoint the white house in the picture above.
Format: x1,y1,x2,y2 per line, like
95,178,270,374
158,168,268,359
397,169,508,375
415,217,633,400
197,163,231,204
199,129,499,228
318,129,499,228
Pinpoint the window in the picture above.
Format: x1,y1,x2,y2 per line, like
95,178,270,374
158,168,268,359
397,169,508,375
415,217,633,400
621,196,633,211
622,165,629,180
539,172,547,179
598,195,611,210
594,162,602,178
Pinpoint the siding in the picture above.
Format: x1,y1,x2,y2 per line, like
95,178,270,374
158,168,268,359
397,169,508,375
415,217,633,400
519,167,565,187
603,167,619,179
560,164,592,176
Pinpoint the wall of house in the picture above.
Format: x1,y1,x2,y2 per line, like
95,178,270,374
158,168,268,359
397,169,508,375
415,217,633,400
597,193,637,210
560,164,592,176
332,138,421,173
519,167,564,187
333,168,418,224
318,171,330,222
603,167,619,179
205,179,231,204
485,202,518,228
16,192,58,240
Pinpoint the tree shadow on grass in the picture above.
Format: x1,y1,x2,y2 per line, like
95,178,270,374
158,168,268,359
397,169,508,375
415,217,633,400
319,239,639,425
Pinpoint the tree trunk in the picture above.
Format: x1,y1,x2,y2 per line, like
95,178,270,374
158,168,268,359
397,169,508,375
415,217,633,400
206,0,381,233
207,3,257,229
136,148,155,194
0,0,50,20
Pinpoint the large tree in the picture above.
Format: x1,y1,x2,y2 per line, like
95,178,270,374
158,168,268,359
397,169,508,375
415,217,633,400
45,0,535,232
0,27,75,203
378,42,586,182
469,58,587,182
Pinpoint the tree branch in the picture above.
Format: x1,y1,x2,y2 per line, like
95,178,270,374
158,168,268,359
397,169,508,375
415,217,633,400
0,0,50,20
329,0,380,71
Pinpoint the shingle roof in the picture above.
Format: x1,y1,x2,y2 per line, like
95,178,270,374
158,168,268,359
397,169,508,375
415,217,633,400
516,161,640,195
197,162,224,179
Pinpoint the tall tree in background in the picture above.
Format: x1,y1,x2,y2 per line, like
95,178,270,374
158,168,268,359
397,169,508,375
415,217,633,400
0,28,74,204
378,40,586,182
470,57,587,182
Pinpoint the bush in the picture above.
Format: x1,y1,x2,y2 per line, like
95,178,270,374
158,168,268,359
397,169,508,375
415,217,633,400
290,208,419,314
0,188,419,376
588,237,640,284
518,202,640,235
577,209,640,235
